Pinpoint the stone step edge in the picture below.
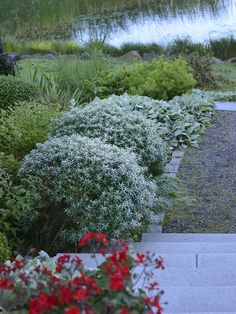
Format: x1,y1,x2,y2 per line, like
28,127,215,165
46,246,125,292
147,150,184,234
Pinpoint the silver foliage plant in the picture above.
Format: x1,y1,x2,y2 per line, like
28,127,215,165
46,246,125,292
19,134,157,243
50,99,168,175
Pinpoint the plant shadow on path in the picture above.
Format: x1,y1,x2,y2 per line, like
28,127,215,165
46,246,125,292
163,111,236,233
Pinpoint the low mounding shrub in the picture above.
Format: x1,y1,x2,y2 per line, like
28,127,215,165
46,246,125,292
19,134,157,248
0,101,63,160
0,232,10,263
0,233,164,314
99,58,196,100
91,93,214,149
0,75,37,110
51,100,168,175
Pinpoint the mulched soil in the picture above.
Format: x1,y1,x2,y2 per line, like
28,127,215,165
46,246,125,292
163,111,236,233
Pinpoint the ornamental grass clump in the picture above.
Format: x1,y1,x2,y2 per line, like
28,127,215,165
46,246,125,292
19,134,157,248
51,100,168,175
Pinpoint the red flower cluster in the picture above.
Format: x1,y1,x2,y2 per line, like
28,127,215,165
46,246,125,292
0,232,164,314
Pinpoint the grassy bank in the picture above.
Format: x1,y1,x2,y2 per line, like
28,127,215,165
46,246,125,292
2,36,236,61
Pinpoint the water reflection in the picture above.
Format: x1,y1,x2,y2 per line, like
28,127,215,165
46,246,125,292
76,0,236,46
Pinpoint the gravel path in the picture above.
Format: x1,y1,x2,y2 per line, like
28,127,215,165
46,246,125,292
163,111,236,233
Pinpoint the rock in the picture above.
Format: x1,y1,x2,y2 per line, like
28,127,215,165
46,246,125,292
211,56,223,64
227,57,236,63
119,50,142,61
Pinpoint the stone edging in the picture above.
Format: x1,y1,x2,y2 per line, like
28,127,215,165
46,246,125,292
146,150,185,233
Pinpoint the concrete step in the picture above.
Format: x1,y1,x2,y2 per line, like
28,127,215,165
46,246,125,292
139,267,236,287
131,241,236,254
141,233,236,242
57,253,236,270
162,287,236,312
165,312,235,314
215,101,236,111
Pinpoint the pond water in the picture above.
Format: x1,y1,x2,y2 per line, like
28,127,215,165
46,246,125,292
76,0,236,46
1,0,236,46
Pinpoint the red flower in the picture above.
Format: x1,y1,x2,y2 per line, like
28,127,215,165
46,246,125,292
13,259,23,269
73,288,89,301
29,293,57,314
119,308,130,314
135,253,145,264
65,306,80,314
155,257,164,270
119,265,130,276
109,273,125,291
0,278,13,290
59,287,73,305
78,232,108,247
145,296,163,314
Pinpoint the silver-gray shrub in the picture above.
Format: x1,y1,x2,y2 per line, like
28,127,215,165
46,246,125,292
85,93,214,149
19,134,157,244
50,99,168,175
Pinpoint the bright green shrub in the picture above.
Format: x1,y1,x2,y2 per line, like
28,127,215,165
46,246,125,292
0,75,38,110
0,101,64,160
0,232,10,262
99,58,196,100
51,99,168,175
19,134,157,247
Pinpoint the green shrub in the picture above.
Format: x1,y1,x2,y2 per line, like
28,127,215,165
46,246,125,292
0,75,38,110
51,99,168,175
184,54,215,87
0,232,10,262
19,134,157,249
0,101,64,160
0,165,41,252
99,58,196,100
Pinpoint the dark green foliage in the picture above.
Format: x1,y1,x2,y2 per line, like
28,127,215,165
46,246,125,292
0,75,38,110
0,54,17,75
167,38,210,56
184,54,215,87
0,232,11,262
98,58,196,100
209,36,236,60
0,165,42,252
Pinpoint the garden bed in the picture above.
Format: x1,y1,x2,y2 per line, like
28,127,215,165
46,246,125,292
163,111,236,233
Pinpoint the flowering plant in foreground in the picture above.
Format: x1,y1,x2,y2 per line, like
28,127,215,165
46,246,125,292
0,232,164,314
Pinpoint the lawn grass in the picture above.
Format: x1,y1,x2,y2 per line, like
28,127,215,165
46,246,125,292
212,63,236,91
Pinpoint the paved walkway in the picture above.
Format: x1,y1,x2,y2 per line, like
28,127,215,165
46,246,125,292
215,101,236,111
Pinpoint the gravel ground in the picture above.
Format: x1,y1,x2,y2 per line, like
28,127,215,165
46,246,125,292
163,111,236,233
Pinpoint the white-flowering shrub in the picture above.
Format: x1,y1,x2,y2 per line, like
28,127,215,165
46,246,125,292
19,134,157,244
51,99,168,175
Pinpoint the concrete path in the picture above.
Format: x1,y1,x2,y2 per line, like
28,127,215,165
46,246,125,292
215,101,236,111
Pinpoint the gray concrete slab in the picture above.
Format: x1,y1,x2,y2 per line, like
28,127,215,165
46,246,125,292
55,253,197,268
215,101,236,111
131,241,236,253
136,267,236,287
142,233,236,242
161,287,236,312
